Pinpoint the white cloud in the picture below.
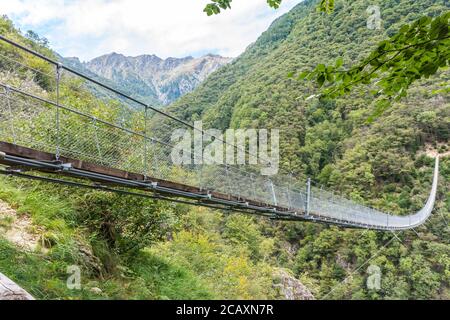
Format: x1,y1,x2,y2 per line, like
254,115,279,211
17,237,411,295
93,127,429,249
0,0,302,61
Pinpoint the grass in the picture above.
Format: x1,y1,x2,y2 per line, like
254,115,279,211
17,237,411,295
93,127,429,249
0,175,216,300
130,251,213,300
0,177,76,232
0,175,280,300
0,238,92,299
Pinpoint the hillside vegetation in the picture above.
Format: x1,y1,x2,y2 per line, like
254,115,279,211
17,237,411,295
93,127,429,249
0,0,449,300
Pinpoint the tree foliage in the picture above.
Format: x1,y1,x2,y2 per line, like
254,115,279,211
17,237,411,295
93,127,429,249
204,0,282,16
203,0,336,16
202,1,448,118
297,11,450,120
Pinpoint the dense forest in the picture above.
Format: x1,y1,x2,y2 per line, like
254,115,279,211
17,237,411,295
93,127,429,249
0,0,449,300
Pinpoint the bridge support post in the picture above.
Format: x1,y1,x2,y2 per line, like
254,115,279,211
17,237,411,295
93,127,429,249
287,173,293,210
4,86,17,145
92,117,102,161
269,179,277,207
250,173,257,200
198,165,203,192
305,178,311,216
225,165,233,197
55,64,62,161
286,186,292,210
143,106,149,180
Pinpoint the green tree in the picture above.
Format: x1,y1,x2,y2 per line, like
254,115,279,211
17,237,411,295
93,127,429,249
203,0,335,16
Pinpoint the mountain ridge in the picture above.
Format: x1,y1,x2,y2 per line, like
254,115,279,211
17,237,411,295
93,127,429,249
66,52,232,105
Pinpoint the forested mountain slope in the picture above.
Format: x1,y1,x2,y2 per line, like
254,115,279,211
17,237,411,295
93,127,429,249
162,0,450,298
168,0,449,175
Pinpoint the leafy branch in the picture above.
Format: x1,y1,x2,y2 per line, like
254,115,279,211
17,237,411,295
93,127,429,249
202,2,448,121
203,0,335,16
291,11,450,120
204,0,282,16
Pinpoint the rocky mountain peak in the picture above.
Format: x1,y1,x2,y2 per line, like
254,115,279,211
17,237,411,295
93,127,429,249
78,52,231,105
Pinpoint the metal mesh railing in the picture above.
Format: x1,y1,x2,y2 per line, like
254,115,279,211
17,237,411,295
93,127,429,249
0,35,439,230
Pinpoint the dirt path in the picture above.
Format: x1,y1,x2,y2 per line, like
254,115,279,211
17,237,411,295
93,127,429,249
0,200,43,252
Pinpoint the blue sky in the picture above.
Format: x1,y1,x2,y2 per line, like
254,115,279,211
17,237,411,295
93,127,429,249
0,0,302,61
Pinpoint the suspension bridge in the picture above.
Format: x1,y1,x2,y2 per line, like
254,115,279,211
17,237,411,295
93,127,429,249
0,35,441,231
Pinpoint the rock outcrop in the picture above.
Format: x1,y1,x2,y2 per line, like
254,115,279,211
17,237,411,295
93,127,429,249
273,269,315,300
0,272,35,300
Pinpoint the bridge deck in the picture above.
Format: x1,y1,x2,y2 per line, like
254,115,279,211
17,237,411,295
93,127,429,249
0,35,440,231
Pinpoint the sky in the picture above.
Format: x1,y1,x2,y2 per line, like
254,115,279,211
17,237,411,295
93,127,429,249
0,0,302,61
